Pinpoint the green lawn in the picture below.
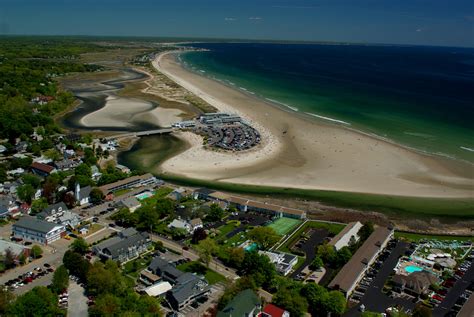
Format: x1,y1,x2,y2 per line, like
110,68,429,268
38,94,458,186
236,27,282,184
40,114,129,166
267,217,302,236
122,253,153,278
176,261,226,284
159,175,474,219
215,223,239,241
395,231,473,242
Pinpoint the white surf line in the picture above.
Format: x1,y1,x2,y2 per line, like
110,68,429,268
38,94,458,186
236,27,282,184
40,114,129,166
305,112,350,125
460,146,474,152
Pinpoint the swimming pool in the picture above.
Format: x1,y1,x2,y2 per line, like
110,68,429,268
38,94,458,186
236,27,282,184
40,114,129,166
135,191,153,200
405,265,423,274
244,243,258,252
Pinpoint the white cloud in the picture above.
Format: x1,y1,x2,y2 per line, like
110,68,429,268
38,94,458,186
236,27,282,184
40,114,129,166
249,17,263,20
224,17,237,21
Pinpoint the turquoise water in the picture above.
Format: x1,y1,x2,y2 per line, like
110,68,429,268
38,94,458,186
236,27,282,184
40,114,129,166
244,242,258,252
180,43,474,163
135,191,153,201
405,265,424,274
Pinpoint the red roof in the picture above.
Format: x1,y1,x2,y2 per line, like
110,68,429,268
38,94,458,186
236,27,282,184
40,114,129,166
31,162,55,173
263,304,286,317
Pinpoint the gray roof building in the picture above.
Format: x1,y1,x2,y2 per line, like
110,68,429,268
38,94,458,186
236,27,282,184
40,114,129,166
93,228,150,262
38,202,68,219
14,216,63,234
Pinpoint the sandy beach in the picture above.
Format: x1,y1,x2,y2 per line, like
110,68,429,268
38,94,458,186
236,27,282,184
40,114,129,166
80,95,183,129
152,52,473,198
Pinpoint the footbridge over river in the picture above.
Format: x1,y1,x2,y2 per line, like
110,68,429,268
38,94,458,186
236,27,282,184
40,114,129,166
105,128,173,140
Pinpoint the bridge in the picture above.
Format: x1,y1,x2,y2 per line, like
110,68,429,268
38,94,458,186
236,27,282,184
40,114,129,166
105,128,173,140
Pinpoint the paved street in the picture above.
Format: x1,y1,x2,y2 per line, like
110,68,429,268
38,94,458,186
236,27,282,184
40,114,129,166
290,228,329,278
68,280,88,317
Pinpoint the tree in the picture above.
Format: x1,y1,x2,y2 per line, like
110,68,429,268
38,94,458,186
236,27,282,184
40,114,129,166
90,293,121,316
70,237,89,255
413,304,432,317
30,198,48,215
136,206,160,232
44,148,61,161
63,250,91,282
247,227,280,250
301,283,328,315
206,204,224,222
30,245,43,259
8,286,61,317
309,256,324,271
191,227,208,244
317,243,336,266
4,248,16,269
17,184,35,203
273,287,308,317
358,221,374,241
228,247,245,269
21,174,41,189
334,247,352,267
155,198,175,218
0,288,14,315
197,238,218,267
240,251,276,288
323,291,346,316
51,265,69,294
89,187,104,204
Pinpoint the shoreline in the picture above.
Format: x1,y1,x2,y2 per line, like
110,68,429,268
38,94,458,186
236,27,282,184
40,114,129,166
152,51,473,198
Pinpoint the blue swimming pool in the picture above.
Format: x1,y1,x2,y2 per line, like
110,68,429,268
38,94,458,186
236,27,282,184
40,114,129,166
135,191,153,200
405,265,423,274
244,243,258,252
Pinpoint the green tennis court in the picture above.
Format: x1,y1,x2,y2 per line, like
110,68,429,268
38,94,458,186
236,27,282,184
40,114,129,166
267,217,302,235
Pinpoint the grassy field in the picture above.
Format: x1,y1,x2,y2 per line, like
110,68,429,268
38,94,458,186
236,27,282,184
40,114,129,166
267,217,302,236
159,175,474,220
122,253,153,278
395,231,473,242
176,261,226,284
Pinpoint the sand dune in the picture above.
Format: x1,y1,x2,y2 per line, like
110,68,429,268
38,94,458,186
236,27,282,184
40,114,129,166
152,52,473,198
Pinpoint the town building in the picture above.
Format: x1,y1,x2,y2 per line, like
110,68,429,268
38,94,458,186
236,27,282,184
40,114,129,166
167,187,190,201
75,184,91,206
258,304,290,317
54,159,80,171
259,251,298,276
0,195,18,219
329,221,363,251
168,219,192,233
192,188,216,200
0,239,30,261
12,216,65,245
142,257,211,311
37,202,68,222
31,162,57,177
115,164,131,174
92,228,151,262
116,196,141,212
392,271,439,296
217,289,261,317
329,226,394,298
99,173,160,196
189,218,203,232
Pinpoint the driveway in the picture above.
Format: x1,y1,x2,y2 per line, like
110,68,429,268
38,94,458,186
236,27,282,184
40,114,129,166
290,228,329,278
68,280,88,317
345,241,413,316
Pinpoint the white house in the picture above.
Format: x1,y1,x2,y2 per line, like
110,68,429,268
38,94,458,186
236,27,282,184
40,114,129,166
168,219,191,233
75,184,92,206
12,216,65,245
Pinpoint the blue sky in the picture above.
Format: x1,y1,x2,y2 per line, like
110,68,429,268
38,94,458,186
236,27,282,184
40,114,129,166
0,0,473,47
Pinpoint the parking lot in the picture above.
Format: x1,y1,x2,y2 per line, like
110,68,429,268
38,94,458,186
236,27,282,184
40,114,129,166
291,228,330,279
433,250,474,316
345,240,414,316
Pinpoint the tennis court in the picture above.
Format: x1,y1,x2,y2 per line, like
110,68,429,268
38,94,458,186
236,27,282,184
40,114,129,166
267,217,302,236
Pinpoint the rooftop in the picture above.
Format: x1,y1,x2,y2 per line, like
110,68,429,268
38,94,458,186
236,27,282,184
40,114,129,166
217,289,260,317
13,216,64,234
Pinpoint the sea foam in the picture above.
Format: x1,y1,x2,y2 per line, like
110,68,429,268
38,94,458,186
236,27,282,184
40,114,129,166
305,112,350,125
265,98,298,112
460,146,474,152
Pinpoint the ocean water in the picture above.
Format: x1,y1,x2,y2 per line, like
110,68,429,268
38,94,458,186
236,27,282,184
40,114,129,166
180,43,474,163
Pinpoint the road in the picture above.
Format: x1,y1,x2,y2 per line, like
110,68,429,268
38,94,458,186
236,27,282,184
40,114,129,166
150,233,239,280
68,280,88,317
